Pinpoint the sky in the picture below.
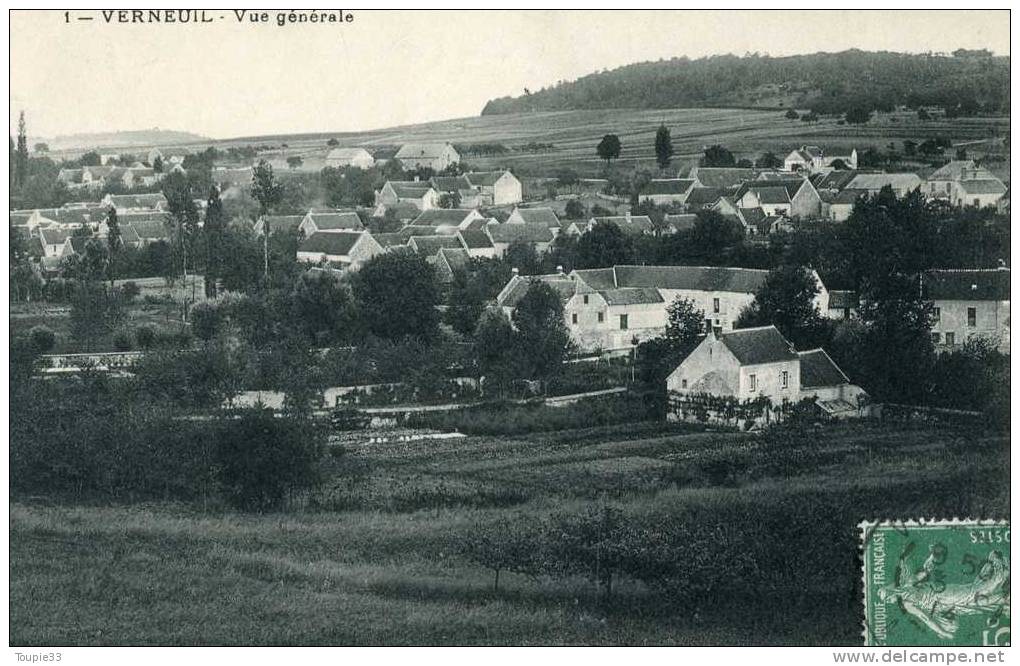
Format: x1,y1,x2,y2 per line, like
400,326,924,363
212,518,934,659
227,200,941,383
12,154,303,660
9,9,1011,140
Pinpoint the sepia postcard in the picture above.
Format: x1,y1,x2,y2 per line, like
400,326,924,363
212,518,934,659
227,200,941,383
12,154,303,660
7,8,1011,659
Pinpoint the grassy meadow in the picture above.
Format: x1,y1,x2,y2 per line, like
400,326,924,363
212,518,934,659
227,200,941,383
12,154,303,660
10,419,1008,646
10,276,203,354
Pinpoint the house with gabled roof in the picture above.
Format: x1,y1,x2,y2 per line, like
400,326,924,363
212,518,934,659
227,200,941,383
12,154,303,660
845,173,923,197
429,175,479,206
683,187,730,212
506,206,561,229
369,232,410,253
666,325,865,419
126,219,172,246
103,192,168,212
922,268,1010,353
433,247,472,284
688,167,756,190
820,189,866,222
394,142,460,171
296,231,384,271
485,222,554,257
587,215,654,236
927,159,1009,206
457,228,497,259
464,170,522,206
663,213,698,234
375,180,439,210
253,214,306,237
325,147,375,170
38,228,73,258
783,145,858,173
409,208,484,231
637,179,696,206
734,178,822,218
407,234,466,257
299,210,365,236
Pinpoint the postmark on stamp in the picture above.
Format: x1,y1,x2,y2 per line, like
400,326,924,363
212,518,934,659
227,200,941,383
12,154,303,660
861,519,1010,646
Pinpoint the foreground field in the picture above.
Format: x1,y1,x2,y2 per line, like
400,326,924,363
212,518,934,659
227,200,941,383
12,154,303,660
10,420,1008,646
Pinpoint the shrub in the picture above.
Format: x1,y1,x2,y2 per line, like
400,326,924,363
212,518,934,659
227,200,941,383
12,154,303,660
113,330,134,351
120,281,141,301
189,301,223,341
214,408,325,511
135,325,157,349
28,326,56,354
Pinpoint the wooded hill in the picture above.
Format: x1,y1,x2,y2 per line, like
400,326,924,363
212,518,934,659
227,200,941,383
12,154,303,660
481,50,1009,117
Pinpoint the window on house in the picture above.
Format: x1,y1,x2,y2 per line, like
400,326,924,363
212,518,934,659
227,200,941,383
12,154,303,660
681,379,688,389
583,295,589,305
749,374,757,392
933,307,940,322
781,371,788,389
619,314,628,330
713,298,720,314
974,199,980,207
931,332,941,345
705,318,713,332
945,182,951,193
571,313,578,325
597,312,604,323
945,332,956,346
967,307,977,327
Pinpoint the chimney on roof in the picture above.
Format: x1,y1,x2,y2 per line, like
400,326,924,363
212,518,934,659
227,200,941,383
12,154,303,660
512,267,519,277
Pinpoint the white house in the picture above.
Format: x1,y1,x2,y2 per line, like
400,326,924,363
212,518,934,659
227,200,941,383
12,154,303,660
38,227,72,258
253,214,306,237
665,325,866,418
734,178,823,218
496,264,828,354
409,208,484,231
325,147,375,170
926,161,1007,207
395,143,460,171
296,231,384,271
923,268,1010,354
375,181,440,211
464,171,522,206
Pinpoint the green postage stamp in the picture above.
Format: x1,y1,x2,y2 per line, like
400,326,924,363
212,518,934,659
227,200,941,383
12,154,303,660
861,519,1010,647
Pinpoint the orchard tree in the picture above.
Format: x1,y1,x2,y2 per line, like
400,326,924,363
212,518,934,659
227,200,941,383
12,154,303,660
596,134,621,165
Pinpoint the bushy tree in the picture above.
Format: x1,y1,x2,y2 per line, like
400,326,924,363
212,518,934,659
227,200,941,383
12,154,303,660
474,307,519,396
735,265,829,349
845,106,872,125
214,407,324,511
755,152,783,169
575,222,634,269
28,326,56,354
353,252,440,340
701,144,736,167
511,281,572,381
596,134,621,164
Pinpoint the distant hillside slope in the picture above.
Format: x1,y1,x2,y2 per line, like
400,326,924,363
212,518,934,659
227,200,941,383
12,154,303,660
481,50,1010,117
33,128,210,151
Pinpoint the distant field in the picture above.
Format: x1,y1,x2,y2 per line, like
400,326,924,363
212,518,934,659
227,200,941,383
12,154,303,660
77,108,1009,180
10,420,1007,646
